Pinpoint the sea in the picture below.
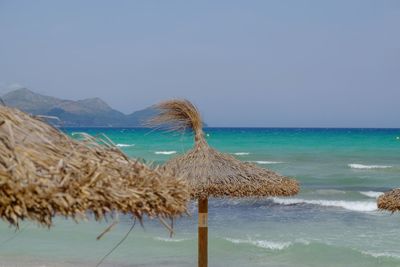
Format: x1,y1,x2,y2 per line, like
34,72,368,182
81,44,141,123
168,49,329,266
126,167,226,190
1,128,400,267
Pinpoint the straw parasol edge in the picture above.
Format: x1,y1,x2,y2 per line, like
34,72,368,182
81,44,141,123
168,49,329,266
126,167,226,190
150,99,299,199
0,105,189,227
378,188,400,213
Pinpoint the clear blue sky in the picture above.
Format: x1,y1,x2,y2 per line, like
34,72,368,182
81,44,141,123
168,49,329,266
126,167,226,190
0,0,399,127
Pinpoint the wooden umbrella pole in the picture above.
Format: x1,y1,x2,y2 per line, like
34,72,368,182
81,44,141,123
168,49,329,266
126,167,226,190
198,197,208,267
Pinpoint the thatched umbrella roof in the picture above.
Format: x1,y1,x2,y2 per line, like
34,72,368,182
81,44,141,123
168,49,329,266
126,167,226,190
151,99,299,199
0,105,189,227
378,189,400,212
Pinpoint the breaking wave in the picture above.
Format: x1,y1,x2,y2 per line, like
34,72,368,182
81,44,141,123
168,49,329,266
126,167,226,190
231,152,250,156
348,164,392,169
155,151,177,155
359,191,384,198
226,238,400,261
361,250,400,259
225,238,292,250
249,161,284,164
225,238,309,251
271,198,377,212
116,143,135,147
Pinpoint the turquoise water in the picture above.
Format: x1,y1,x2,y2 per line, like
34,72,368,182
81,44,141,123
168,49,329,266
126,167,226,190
1,128,400,267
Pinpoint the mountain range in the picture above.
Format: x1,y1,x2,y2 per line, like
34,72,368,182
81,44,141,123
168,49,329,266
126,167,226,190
0,88,158,127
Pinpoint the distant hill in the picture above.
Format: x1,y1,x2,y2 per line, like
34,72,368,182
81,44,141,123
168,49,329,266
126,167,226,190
1,88,159,127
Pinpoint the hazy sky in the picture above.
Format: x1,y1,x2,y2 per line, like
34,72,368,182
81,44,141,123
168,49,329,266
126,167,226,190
0,1,399,127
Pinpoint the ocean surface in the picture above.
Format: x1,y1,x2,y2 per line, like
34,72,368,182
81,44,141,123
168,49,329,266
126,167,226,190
1,128,400,267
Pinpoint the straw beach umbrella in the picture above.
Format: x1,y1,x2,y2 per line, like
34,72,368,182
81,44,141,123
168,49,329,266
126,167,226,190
378,189,400,212
150,99,299,267
0,105,189,228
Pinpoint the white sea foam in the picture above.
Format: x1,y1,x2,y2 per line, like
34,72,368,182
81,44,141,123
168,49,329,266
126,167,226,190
225,238,292,250
116,143,135,147
225,238,310,251
71,132,82,136
232,152,250,156
359,191,384,198
155,237,189,242
155,151,177,155
249,161,284,164
361,250,400,259
348,163,392,169
271,198,377,212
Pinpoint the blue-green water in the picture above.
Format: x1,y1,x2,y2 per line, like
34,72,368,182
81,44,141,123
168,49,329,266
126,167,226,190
1,128,400,267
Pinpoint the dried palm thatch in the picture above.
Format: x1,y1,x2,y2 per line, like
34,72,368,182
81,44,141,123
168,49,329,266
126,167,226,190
378,189,400,213
150,99,299,199
0,105,189,227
